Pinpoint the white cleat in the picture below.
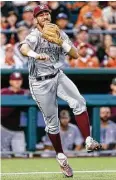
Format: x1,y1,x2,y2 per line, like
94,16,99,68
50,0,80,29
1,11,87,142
85,136,102,153
56,153,73,177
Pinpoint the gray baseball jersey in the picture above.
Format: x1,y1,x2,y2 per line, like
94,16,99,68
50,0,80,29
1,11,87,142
20,27,86,134
60,123,84,150
100,121,116,144
42,123,84,150
20,28,73,77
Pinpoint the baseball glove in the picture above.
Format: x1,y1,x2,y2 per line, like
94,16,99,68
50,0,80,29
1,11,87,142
42,23,63,46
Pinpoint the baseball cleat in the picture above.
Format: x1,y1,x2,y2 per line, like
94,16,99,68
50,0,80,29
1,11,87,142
56,153,73,177
85,136,102,152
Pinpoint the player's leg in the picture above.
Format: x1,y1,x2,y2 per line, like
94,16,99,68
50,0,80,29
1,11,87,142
29,79,63,154
57,71,101,151
29,78,73,177
57,71,90,139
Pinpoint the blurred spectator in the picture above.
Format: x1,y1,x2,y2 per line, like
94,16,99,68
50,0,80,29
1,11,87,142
100,107,116,150
0,44,25,69
102,45,116,68
65,1,86,11
14,26,29,67
104,34,114,49
0,33,7,61
64,1,86,24
27,1,39,9
109,78,116,122
70,43,100,68
37,110,84,152
1,32,7,46
102,1,116,30
55,13,74,39
7,11,18,30
1,1,18,17
12,1,28,21
1,17,9,29
16,6,34,29
74,25,96,57
59,110,84,151
1,72,29,157
110,77,116,95
76,11,104,49
76,2,106,28
12,1,28,7
103,2,116,47
48,1,70,23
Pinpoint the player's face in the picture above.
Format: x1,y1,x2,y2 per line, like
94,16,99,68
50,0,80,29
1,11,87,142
100,107,111,122
78,31,89,43
10,80,23,89
109,46,116,58
1,33,7,45
110,84,116,95
89,1,98,9
84,17,93,27
78,46,87,57
56,19,68,29
36,11,51,28
60,117,70,127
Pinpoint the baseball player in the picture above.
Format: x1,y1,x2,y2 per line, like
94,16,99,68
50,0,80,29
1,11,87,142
1,72,27,157
20,5,101,177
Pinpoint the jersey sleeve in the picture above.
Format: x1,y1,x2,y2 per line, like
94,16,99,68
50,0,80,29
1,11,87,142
19,31,38,51
61,30,74,46
1,88,9,94
60,31,76,55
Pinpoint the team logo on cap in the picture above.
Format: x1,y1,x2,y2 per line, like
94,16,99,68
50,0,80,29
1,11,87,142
14,72,20,77
40,5,44,9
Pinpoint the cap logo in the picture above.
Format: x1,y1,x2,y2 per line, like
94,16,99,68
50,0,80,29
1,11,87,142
14,73,20,77
40,5,44,9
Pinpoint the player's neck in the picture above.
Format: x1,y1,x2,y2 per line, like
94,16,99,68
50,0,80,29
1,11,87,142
60,125,69,131
37,24,43,33
101,120,108,127
10,86,21,93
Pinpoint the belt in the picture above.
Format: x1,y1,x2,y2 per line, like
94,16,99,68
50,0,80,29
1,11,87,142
36,71,58,81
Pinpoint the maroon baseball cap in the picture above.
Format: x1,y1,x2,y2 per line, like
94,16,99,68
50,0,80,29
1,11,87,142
10,72,23,80
33,4,51,17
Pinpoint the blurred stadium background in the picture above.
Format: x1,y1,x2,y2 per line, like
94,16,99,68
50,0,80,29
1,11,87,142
1,1,116,180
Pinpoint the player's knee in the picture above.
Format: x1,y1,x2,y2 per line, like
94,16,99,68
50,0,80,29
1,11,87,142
45,125,60,134
44,115,60,134
72,96,86,115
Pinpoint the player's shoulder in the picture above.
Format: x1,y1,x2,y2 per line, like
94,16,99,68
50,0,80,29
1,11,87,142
60,30,69,42
60,30,68,37
68,123,78,130
1,88,10,94
21,89,30,95
109,120,116,128
25,28,40,43
27,28,40,38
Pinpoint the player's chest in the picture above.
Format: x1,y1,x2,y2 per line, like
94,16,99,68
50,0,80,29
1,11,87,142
37,38,62,54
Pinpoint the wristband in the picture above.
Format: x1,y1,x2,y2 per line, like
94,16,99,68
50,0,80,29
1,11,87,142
62,41,71,53
27,50,38,59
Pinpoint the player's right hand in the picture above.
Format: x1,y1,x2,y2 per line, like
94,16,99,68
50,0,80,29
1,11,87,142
36,53,50,60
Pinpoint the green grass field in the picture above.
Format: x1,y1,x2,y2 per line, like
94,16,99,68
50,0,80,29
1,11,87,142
1,157,116,180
